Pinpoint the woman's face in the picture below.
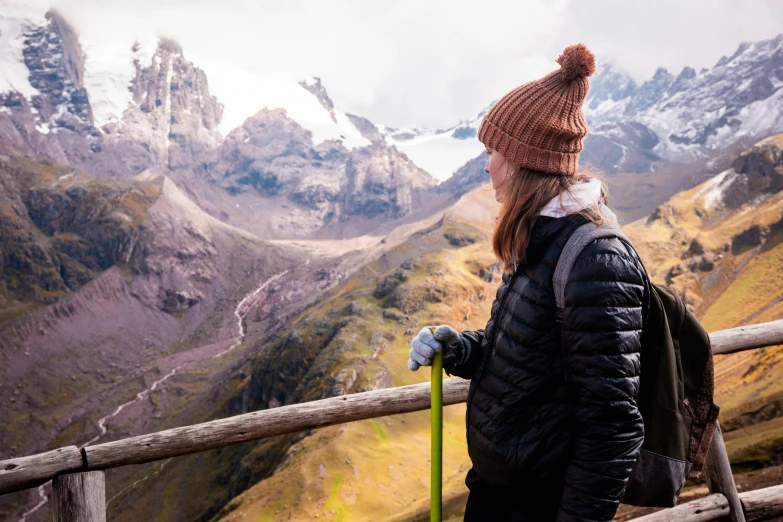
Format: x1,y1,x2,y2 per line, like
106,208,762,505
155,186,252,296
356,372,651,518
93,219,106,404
485,147,514,203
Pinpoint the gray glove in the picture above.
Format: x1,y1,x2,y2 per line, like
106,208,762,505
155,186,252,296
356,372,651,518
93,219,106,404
408,325,469,371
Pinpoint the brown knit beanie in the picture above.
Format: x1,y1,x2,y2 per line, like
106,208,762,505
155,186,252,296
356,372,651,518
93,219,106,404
477,43,596,176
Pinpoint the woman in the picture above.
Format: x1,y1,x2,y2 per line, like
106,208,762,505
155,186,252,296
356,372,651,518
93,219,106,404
408,44,649,522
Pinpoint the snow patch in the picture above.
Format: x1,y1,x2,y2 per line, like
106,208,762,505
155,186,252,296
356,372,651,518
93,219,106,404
0,2,47,97
81,33,158,129
163,56,174,146
735,87,783,140
213,67,370,150
301,76,318,88
331,107,372,149
584,96,630,120
377,105,489,181
693,168,738,210
384,131,485,181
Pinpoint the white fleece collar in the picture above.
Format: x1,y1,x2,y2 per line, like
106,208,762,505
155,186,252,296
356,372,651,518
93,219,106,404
539,177,603,217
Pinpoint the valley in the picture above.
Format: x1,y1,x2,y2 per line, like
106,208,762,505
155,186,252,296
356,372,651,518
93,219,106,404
0,3,782,520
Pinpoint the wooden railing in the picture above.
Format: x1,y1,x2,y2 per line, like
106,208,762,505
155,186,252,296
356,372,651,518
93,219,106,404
2,319,783,521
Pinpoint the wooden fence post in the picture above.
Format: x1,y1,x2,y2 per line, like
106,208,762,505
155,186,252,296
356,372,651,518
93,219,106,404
52,471,106,522
705,421,746,522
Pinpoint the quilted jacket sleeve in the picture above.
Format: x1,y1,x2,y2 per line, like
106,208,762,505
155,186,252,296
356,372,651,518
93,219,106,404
556,237,647,522
443,328,484,379
444,270,512,379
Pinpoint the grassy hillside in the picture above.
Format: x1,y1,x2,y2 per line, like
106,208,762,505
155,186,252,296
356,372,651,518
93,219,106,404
0,155,162,323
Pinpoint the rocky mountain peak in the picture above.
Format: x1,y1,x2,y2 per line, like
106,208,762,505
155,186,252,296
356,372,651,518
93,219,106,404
208,107,436,236
623,67,674,115
670,66,697,93
586,61,638,112
0,7,93,132
0,7,442,240
582,34,783,174
0,17,224,178
22,10,93,134
299,76,336,120
101,38,223,172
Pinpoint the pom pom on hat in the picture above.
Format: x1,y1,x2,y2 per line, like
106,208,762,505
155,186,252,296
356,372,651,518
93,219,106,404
556,43,596,81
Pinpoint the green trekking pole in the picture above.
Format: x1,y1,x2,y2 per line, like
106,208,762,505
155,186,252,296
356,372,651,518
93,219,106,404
430,328,443,522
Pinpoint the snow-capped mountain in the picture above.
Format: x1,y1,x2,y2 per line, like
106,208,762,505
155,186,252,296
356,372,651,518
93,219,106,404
377,104,490,181
0,3,222,176
3,0,783,193
583,35,783,173
99,37,223,172
0,2,440,239
375,34,783,180
0,2,378,163
205,107,436,237
0,3,95,164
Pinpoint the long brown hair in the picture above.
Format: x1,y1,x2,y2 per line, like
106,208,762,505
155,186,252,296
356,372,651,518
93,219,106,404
492,166,609,273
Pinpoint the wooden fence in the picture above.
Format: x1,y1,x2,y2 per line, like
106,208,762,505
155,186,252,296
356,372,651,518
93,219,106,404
2,319,783,521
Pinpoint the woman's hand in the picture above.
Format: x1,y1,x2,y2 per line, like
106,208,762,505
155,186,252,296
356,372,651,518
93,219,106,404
408,325,463,371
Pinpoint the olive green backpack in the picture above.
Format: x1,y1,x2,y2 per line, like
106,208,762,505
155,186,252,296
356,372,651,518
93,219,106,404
554,215,720,507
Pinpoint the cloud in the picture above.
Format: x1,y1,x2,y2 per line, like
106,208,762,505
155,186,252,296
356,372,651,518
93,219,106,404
46,0,783,130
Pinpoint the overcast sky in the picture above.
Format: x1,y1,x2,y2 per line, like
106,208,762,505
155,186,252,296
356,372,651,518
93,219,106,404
45,0,783,129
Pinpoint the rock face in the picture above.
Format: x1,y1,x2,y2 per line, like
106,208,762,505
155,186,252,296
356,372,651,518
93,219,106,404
343,142,434,218
345,113,384,144
0,9,96,165
0,9,438,240
298,76,335,118
0,10,223,179
210,108,436,235
728,135,783,203
23,11,94,135
583,35,783,173
436,153,487,197
99,39,223,174
694,135,783,213
0,156,159,318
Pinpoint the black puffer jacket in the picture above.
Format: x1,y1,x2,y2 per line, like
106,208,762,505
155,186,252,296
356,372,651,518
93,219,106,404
448,212,649,521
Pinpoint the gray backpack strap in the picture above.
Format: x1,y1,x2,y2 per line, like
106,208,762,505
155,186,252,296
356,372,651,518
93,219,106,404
553,210,629,317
